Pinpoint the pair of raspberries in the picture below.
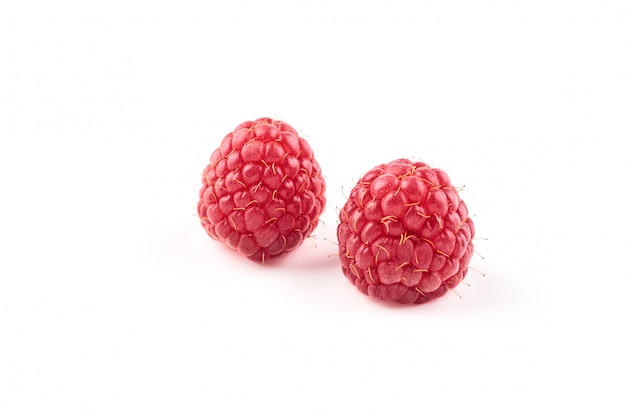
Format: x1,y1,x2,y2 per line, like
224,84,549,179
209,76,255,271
197,118,475,305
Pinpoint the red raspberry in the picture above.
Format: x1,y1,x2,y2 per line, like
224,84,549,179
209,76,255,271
337,159,475,304
197,118,326,262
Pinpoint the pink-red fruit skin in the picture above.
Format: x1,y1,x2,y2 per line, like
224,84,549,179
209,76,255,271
197,118,326,262
337,159,474,304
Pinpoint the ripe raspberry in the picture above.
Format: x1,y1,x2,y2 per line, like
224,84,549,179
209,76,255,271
337,159,475,304
197,118,326,262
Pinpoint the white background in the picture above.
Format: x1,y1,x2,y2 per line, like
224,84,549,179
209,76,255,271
1,1,625,413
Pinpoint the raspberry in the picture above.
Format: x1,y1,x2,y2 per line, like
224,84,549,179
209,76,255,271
197,118,326,262
337,159,475,304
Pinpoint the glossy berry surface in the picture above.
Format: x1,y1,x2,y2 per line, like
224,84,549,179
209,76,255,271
337,159,474,304
197,118,326,262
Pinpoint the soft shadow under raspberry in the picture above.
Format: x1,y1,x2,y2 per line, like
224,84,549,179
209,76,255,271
260,244,340,271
